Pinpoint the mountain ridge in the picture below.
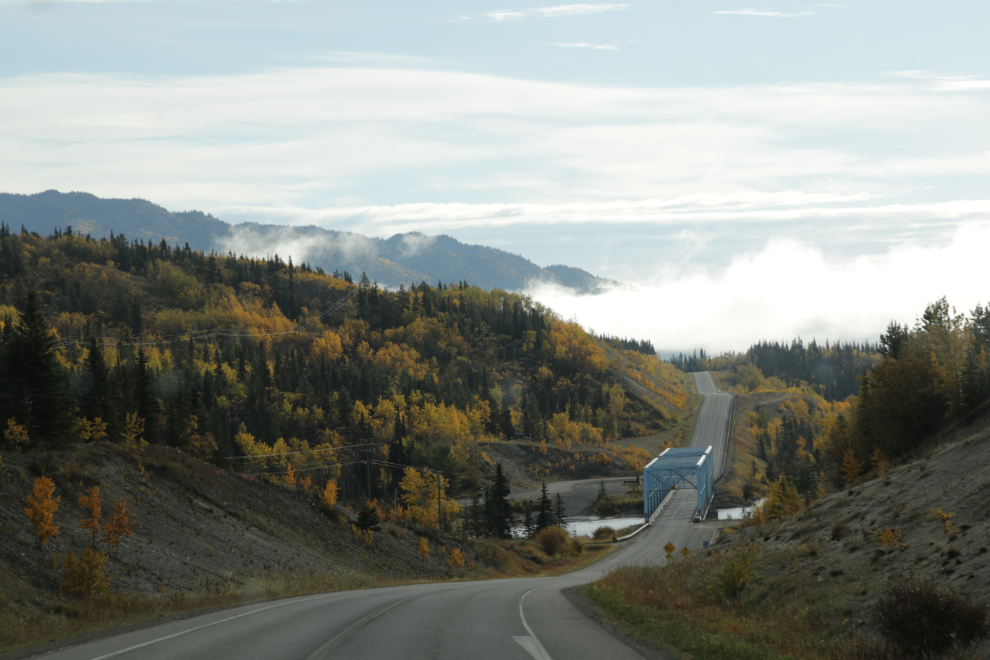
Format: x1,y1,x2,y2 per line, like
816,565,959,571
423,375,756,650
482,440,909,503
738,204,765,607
0,190,616,294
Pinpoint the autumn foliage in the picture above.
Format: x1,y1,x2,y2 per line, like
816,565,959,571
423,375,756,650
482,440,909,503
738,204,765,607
60,547,111,598
78,486,102,546
101,500,135,555
24,476,60,546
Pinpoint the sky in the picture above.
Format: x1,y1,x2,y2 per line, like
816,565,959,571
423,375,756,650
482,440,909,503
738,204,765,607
2,0,989,354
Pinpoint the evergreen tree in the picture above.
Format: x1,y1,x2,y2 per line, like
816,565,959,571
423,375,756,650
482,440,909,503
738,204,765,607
522,499,535,539
82,337,115,432
535,482,554,532
0,292,73,445
467,489,486,538
131,348,159,442
499,403,514,439
486,462,513,539
554,493,567,531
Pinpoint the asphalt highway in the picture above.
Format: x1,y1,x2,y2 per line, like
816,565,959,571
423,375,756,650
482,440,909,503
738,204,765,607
34,373,733,660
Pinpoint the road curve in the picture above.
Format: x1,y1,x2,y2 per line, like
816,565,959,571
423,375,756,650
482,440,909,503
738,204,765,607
34,374,733,660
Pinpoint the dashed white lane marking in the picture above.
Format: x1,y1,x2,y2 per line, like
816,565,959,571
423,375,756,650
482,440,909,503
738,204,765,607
86,592,338,660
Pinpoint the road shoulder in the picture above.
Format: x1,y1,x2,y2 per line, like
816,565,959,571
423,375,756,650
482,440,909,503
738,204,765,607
560,585,680,660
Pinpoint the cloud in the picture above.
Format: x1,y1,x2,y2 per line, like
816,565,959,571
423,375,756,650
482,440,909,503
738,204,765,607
467,3,630,21
552,42,619,50
212,193,990,237
400,232,436,257
884,70,990,92
2,66,989,254
711,8,818,17
525,221,990,355
312,51,435,66
218,225,378,265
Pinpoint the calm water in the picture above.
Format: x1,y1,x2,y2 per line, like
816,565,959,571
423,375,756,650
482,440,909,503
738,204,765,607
514,515,645,538
717,500,764,520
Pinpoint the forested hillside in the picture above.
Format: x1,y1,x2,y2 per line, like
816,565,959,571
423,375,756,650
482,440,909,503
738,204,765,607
0,224,681,506
0,191,615,294
715,297,990,503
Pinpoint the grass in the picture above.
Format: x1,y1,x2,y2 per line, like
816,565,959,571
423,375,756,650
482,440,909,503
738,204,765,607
0,567,404,653
0,537,617,655
584,545,892,660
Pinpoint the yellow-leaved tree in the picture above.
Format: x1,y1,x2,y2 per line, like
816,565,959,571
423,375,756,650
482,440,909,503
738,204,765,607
78,486,102,546
101,500,134,556
24,476,60,547
548,320,607,375
399,468,459,528
320,481,338,508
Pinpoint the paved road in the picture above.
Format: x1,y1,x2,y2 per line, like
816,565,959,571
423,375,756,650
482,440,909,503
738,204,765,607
33,374,733,660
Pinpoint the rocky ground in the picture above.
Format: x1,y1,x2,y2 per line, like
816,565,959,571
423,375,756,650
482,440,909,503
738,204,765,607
1,444,465,602
713,412,990,654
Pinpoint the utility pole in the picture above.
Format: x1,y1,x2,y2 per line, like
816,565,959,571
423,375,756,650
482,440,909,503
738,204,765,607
362,449,372,500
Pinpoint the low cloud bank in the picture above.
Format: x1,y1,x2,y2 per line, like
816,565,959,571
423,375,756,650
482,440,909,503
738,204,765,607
527,222,990,356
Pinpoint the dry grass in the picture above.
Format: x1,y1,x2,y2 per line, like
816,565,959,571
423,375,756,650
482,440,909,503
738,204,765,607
586,541,988,660
0,568,398,653
587,547,851,660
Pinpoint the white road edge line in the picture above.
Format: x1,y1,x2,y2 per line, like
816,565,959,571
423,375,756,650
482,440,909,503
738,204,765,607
515,587,554,660
86,592,338,660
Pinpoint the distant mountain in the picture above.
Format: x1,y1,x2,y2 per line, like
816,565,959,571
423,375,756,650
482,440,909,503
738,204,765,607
0,190,228,249
0,190,616,294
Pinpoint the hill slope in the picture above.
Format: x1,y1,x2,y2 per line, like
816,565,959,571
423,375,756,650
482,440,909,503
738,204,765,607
0,190,615,294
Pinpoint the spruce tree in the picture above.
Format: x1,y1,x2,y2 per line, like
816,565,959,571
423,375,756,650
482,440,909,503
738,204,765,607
487,462,513,539
522,499,535,539
535,482,554,532
554,493,567,531
467,489,485,538
0,292,73,445
132,348,159,442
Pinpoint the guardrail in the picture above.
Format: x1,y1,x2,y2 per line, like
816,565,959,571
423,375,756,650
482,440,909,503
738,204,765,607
616,487,678,541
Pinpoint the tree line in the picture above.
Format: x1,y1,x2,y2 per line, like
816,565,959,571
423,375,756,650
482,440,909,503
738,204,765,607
668,339,879,401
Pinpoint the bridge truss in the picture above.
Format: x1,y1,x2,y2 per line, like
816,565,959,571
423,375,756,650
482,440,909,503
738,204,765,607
643,446,714,522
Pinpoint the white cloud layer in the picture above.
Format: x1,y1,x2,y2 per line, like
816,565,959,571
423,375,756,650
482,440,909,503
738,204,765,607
527,221,990,354
213,195,990,236
2,65,988,213
552,42,619,50
711,9,818,17
476,4,630,21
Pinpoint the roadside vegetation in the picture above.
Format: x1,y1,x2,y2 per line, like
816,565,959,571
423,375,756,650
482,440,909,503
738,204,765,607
589,297,990,659
0,224,677,653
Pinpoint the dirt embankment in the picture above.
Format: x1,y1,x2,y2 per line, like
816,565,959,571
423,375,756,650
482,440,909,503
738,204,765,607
480,441,633,490
716,414,990,652
1,444,474,605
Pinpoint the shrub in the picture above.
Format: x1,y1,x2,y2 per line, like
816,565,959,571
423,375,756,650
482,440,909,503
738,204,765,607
535,526,569,556
61,547,111,598
593,526,616,541
709,545,760,600
448,547,465,569
872,528,905,550
357,502,381,531
569,538,584,555
873,578,990,655
419,536,429,558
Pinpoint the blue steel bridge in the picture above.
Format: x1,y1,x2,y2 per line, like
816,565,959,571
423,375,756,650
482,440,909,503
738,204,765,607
643,446,715,523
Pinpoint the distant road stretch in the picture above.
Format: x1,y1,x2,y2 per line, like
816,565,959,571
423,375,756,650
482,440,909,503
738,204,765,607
37,374,733,660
